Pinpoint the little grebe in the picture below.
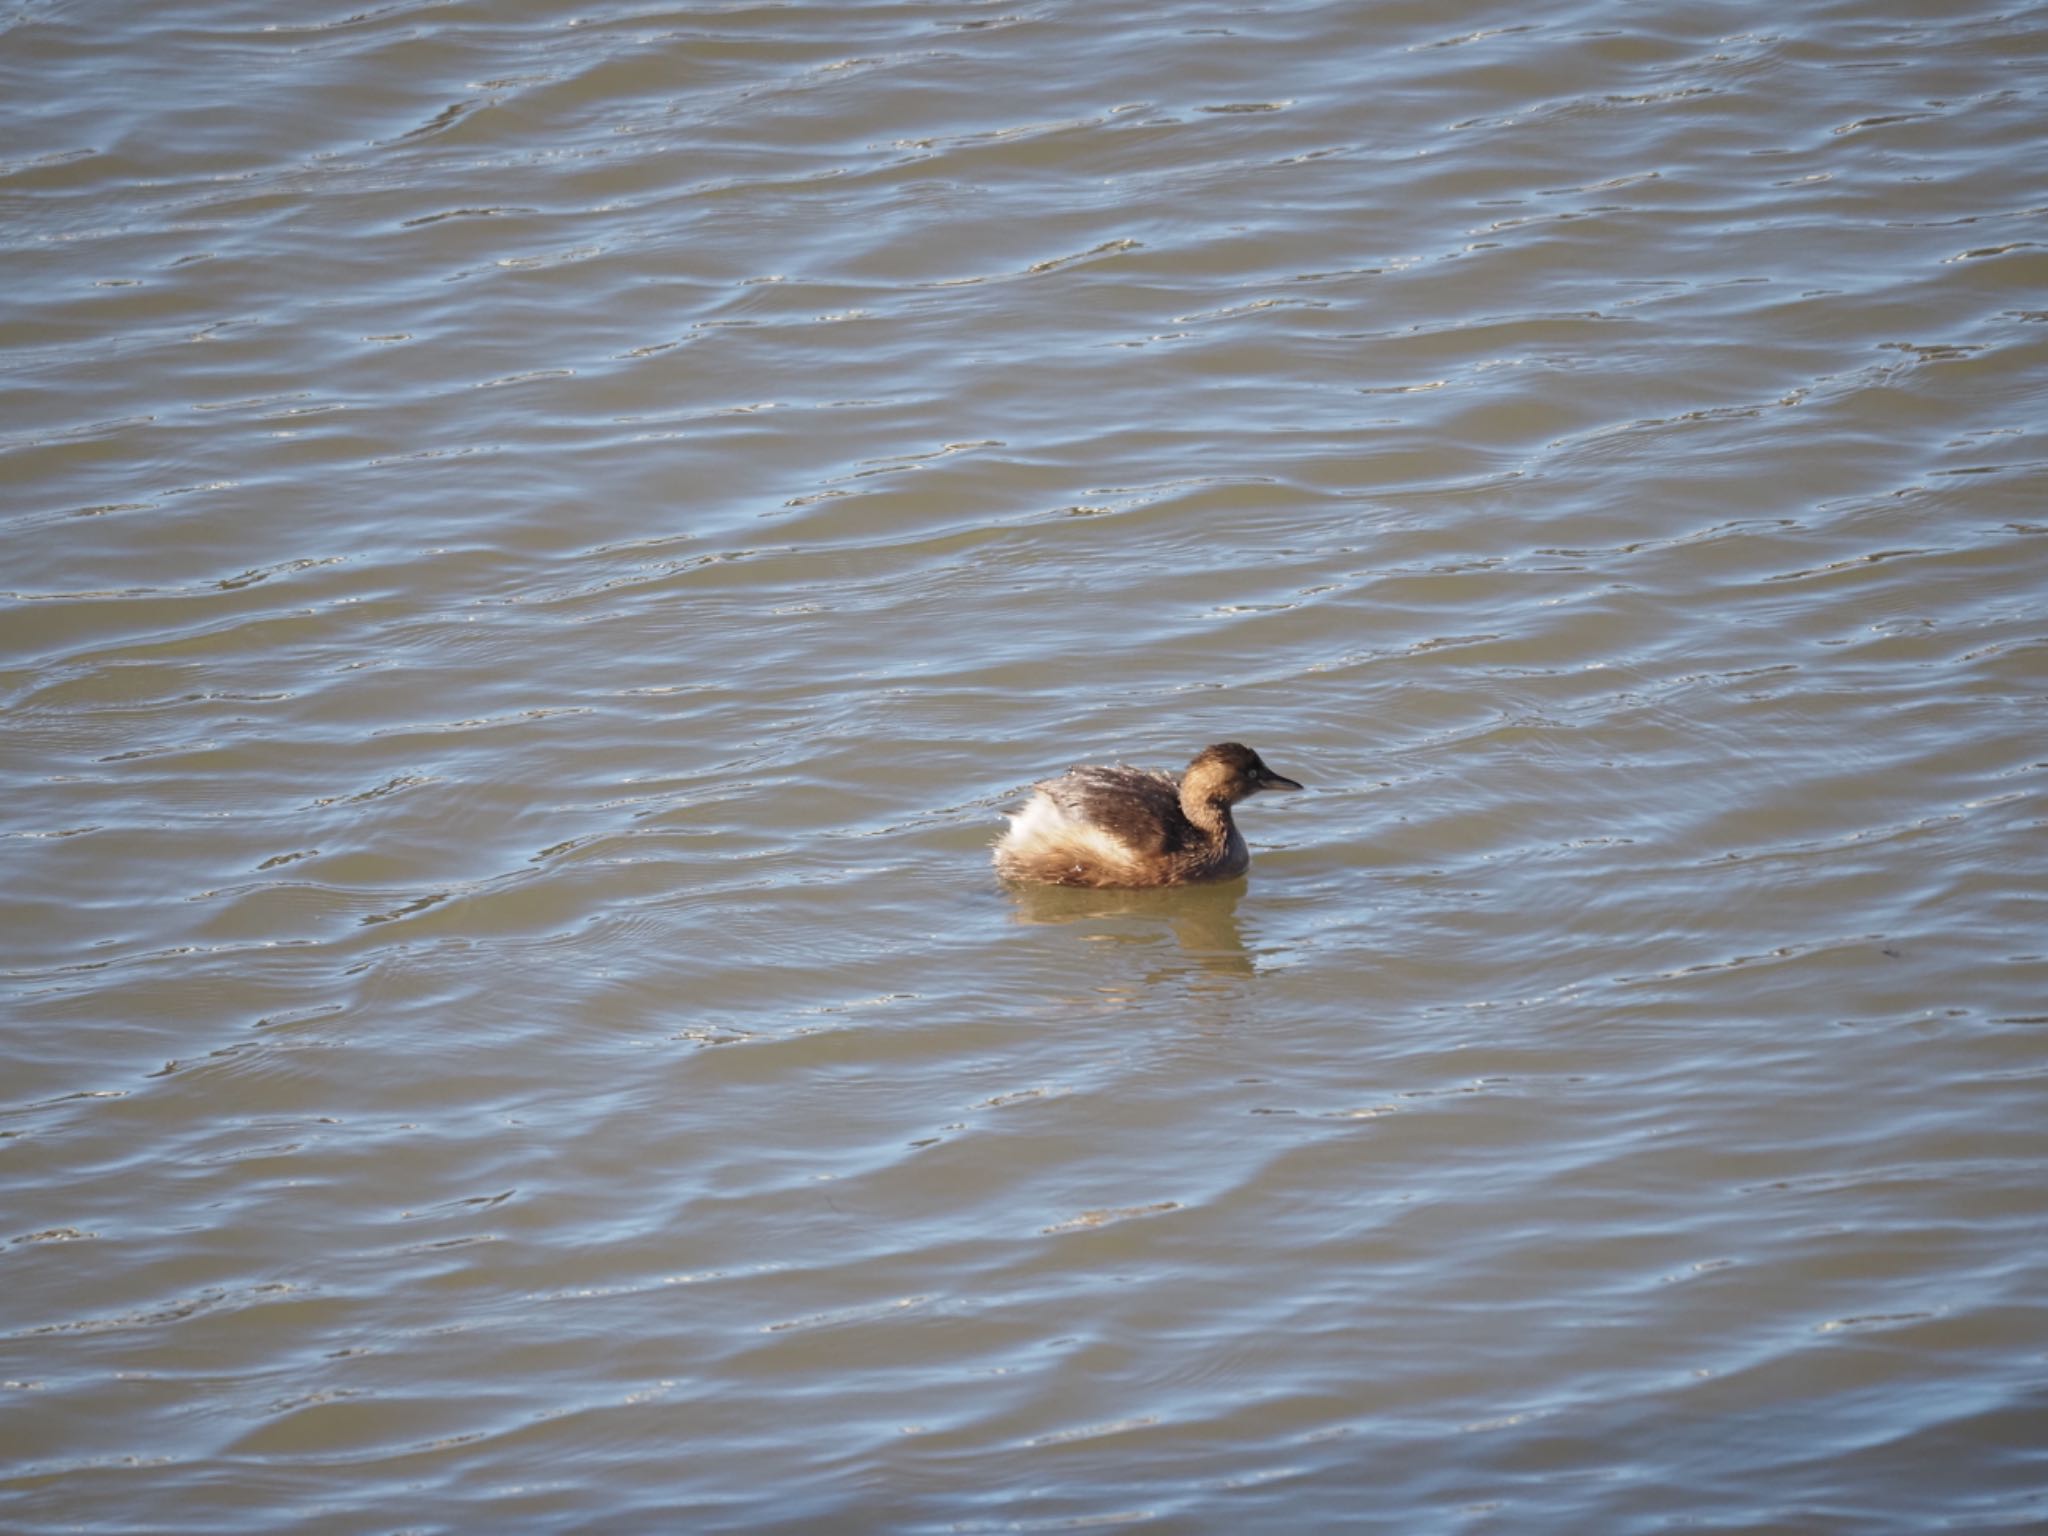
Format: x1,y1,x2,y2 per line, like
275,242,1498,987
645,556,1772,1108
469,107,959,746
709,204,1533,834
993,742,1303,888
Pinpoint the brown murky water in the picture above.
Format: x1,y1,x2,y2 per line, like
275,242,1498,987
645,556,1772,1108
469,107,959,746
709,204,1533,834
4,1,2046,1530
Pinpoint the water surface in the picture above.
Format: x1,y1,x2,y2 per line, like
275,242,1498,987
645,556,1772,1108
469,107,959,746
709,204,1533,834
4,0,2046,1530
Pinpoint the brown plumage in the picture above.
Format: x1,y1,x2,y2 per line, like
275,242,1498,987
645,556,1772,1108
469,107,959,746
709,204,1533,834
993,742,1304,888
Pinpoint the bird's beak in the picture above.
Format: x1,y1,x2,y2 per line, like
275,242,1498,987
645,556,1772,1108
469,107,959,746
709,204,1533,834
1258,770,1304,792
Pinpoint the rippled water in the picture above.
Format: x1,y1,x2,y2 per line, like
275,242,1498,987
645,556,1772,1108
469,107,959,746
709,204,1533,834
5,0,2046,1529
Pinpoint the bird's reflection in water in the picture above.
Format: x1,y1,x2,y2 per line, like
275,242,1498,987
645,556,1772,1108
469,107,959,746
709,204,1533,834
1002,878,1256,980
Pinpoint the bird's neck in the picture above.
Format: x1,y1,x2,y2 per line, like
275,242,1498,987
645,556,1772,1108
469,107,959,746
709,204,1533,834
1181,792,1234,843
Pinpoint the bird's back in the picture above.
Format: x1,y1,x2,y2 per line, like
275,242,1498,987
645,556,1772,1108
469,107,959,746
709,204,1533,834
1036,765,1191,856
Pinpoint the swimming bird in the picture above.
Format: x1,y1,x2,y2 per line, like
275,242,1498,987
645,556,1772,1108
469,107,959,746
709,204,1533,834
993,742,1303,888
